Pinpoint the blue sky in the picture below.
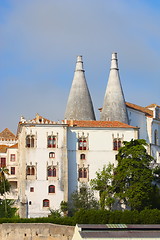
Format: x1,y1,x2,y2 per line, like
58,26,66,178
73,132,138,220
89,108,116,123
0,0,160,133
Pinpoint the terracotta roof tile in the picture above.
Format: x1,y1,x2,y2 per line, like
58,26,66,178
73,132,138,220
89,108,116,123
67,120,137,128
0,145,8,153
146,103,160,108
99,102,154,118
9,143,18,149
126,102,153,117
0,128,16,140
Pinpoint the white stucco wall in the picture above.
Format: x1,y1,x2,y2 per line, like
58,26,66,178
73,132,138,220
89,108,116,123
67,127,137,197
127,107,149,141
18,124,67,218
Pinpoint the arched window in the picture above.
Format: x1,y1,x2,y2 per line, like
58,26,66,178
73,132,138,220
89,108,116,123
79,169,83,178
26,166,35,175
43,199,49,207
27,167,30,175
113,139,118,150
26,135,30,148
26,135,35,148
49,185,55,193
31,136,34,148
80,154,85,160
154,130,158,145
84,169,87,178
53,168,56,177
118,140,122,149
48,167,53,177
49,152,55,158
79,168,88,179
113,139,122,150
48,167,56,177
31,167,35,175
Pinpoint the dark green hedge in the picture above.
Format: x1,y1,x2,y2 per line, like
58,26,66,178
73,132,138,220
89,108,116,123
73,209,160,224
0,216,75,225
1,209,160,225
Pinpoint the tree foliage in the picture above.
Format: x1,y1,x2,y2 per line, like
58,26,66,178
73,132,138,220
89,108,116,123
0,167,10,195
90,163,115,210
113,139,155,211
0,199,17,218
71,184,99,212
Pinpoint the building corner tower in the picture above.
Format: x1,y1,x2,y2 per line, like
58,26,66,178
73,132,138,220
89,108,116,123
64,56,96,120
100,53,129,124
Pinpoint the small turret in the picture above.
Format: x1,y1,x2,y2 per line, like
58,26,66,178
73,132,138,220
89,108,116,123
100,53,129,124
64,56,96,121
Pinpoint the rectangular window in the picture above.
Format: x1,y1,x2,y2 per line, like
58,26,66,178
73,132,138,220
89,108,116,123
47,136,56,148
11,167,15,175
0,158,6,168
30,187,34,192
78,138,87,150
10,154,16,162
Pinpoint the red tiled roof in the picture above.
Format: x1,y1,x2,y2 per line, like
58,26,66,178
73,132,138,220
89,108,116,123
146,103,160,108
0,128,16,140
9,143,18,149
126,102,153,117
67,120,137,128
0,145,8,153
99,102,154,118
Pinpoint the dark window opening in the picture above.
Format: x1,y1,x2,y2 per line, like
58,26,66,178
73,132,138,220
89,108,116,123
78,138,87,150
47,136,56,148
43,199,49,207
49,185,55,193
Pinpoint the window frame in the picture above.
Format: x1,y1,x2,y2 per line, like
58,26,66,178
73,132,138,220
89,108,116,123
47,136,56,148
10,154,16,162
26,135,35,148
26,166,36,176
49,152,55,158
78,168,88,179
48,185,55,193
113,138,122,151
43,199,49,207
47,167,56,177
0,158,6,168
11,167,15,175
78,138,87,150
80,154,86,160
30,187,34,192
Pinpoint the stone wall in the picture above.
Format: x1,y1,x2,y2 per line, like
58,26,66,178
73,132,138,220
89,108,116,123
0,223,75,240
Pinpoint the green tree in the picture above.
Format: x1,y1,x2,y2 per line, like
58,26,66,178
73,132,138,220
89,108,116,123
113,139,154,211
71,184,99,212
0,199,17,218
90,164,115,210
0,167,11,216
0,167,10,194
60,201,69,215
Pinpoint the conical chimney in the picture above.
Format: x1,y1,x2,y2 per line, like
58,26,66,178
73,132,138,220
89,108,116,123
100,53,129,124
64,56,96,120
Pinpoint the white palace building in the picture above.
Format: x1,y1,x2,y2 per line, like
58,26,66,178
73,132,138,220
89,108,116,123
0,53,160,218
